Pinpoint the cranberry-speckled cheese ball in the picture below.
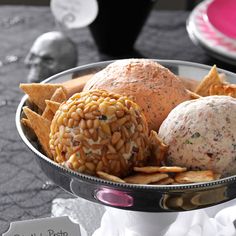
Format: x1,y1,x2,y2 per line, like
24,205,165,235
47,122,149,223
49,90,149,177
158,96,236,177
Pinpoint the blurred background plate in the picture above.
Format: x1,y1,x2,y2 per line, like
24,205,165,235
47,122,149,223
207,0,236,40
187,0,236,65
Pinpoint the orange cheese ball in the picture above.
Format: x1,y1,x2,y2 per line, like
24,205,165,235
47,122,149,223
83,59,191,131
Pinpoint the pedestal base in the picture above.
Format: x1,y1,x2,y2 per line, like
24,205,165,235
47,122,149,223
51,197,236,236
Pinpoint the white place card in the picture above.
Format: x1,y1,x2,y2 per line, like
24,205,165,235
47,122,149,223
3,216,83,236
50,0,98,29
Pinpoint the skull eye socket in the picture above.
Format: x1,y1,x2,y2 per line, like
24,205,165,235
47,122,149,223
41,56,54,65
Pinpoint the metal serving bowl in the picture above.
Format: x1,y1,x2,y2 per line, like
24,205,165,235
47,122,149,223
16,60,236,212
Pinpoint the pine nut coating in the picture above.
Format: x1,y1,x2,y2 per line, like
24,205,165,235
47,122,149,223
50,90,149,177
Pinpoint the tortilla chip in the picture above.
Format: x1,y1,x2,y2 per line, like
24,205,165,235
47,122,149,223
42,108,54,121
21,118,37,140
50,87,67,102
149,130,168,165
174,170,215,184
45,100,60,114
134,166,187,173
194,65,225,96
186,89,201,99
124,172,168,184
97,171,125,183
23,107,52,158
21,117,32,129
20,83,64,111
62,74,93,97
209,84,236,98
42,87,66,120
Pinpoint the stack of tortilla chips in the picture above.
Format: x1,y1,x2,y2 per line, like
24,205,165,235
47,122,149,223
20,74,92,158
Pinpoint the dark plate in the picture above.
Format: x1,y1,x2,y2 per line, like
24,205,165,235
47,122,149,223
16,59,236,212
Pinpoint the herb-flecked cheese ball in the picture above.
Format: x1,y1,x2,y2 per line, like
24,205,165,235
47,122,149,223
83,59,191,131
158,96,236,177
49,90,149,177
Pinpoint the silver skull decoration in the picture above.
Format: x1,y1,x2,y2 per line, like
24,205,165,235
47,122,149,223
25,31,78,83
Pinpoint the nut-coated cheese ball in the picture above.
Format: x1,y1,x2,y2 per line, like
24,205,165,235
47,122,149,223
49,90,149,177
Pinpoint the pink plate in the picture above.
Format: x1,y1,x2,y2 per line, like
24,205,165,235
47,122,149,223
207,0,236,40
